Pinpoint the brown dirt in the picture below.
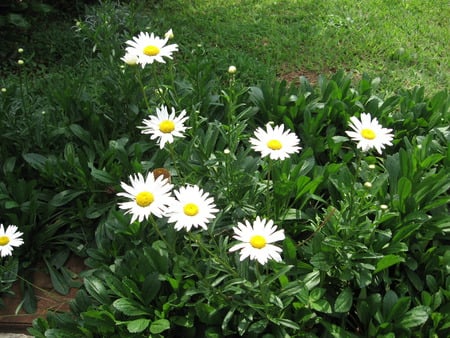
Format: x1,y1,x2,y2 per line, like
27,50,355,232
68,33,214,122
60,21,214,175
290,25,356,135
0,255,85,334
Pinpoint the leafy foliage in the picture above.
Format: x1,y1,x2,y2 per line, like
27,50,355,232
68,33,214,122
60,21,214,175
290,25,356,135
0,1,448,337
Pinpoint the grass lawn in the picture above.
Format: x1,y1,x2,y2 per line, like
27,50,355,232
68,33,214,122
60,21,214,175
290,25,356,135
147,0,449,93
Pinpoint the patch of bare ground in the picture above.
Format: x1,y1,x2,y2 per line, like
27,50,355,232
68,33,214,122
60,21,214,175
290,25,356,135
277,65,362,87
0,255,85,334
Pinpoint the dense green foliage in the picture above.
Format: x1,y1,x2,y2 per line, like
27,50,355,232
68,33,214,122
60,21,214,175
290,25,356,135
0,1,449,337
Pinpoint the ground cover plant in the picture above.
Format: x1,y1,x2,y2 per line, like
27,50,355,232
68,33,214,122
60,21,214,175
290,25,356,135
0,0,449,337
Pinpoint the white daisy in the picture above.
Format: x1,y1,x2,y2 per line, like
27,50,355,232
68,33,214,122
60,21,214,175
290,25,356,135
166,185,219,232
0,224,24,257
229,216,285,265
117,172,173,223
140,105,189,149
345,112,394,154
124,31,178,68
249,123,301,160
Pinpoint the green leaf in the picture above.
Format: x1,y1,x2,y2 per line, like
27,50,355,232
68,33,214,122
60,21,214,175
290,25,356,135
91,167,115,184
49,190,84,207
374,254,405,273
310,252,332,271
397,176,412,213
382,290,398,319
84,276,111,305
304,270,320,290
311,299,332,313
334,288,353,313
44,261,70,295
398,306,430,328
276,318,301,330
150,318,170,334
22,153,47,171
142,273,161,305
127,319,150,333
113,298,150,316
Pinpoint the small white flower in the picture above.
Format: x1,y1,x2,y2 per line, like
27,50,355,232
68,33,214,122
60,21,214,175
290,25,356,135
228,65,237,74
120,52,138,65
124,31,178,68
0,224,24,257
345,113,393,154
166,185,218,232
117,172,173,223
17,60,24,65
229,216,285,265
249,123,301,160
140,105,189,149
364,182,372,188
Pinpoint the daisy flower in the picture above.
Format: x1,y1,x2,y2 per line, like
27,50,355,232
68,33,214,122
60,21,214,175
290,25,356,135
229,216,285,265
117,172,173,223
140,105,189,149
249,123,301,160
124,31,178,68
345,112,394,154
0,224,24,257
166,185,219,232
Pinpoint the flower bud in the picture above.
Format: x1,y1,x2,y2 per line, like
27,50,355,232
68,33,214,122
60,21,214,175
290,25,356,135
228,65,237,74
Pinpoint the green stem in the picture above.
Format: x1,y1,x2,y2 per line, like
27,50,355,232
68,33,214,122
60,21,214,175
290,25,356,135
148,215,174,254
136,69,150,112
188,232,238,278
265,158,273,218
167,143,183,183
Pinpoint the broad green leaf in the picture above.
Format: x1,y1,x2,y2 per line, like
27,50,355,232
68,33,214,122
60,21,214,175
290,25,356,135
304,270,320,290
91,167,115,184
127,319,150,333
334,288,353,313
22,153,47,171
113,298,149,316
49,190,84,207
142,273,161,305
382,290,398,319
386,297,410,322
398,306,430,328
374,254,405,273
276,318,301,330
43,329,85,338
84,276,111,305
149,319,170,334
310,252,332,271
397,176,412,213
311,299,332,313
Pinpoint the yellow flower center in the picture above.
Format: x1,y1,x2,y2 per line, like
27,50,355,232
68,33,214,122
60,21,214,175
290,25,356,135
267,139,282,150
143,45,160,56
159,120,175,133
360,128,376,140
135,191,154,207
250,235,266,249
0,236,10,246
183,203,199,216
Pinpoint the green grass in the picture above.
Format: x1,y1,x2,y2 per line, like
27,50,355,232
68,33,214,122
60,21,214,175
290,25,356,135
146,0,449,93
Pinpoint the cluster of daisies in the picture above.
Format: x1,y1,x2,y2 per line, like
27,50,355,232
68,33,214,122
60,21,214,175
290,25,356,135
117,30,395,266
117,171,286,265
